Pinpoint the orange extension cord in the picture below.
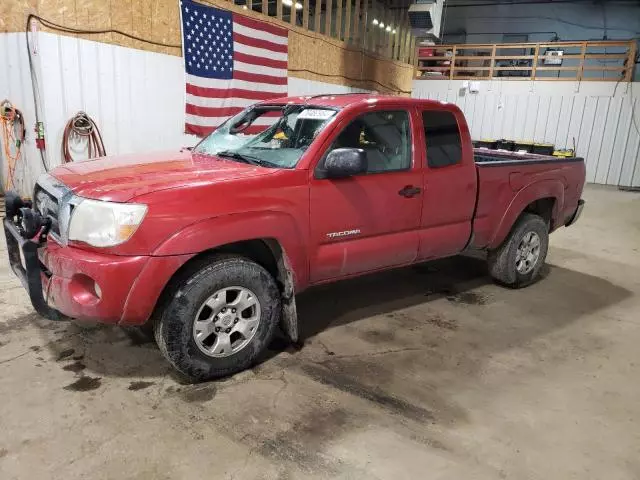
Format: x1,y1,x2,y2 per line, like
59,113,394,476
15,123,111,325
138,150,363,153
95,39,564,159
0,100,26,191
61,111,106,163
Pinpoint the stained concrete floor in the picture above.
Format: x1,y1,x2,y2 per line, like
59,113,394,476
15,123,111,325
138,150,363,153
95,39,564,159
1,184,639,479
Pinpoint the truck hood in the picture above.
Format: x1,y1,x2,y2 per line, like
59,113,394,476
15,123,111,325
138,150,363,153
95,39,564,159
51,150,276,202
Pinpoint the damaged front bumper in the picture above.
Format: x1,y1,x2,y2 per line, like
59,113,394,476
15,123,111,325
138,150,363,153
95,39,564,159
3,216,66,321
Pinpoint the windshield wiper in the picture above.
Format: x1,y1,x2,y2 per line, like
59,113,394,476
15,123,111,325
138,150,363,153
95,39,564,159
216,150,279,168
216,150,262,165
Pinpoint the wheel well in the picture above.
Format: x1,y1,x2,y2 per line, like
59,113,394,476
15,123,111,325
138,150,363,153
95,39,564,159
523,197,556,230
146,239,287,326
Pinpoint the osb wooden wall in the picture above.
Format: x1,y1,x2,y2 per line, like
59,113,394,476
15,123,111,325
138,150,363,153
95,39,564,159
1,0,413,94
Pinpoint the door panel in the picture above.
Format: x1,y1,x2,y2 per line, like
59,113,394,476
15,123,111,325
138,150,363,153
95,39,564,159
310,171,423,282
309,108,423,283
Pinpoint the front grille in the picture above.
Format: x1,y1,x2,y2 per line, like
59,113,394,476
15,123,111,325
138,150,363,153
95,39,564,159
33,184,61,235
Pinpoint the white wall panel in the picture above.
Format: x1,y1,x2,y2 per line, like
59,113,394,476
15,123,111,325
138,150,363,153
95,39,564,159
413,79,640,187
0,33,43,196
0,32,371,196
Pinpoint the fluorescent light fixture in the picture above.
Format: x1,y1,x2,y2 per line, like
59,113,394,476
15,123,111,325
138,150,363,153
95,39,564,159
282,0,303,8
385,25,391,32
372,18,379,25
379,22,385,28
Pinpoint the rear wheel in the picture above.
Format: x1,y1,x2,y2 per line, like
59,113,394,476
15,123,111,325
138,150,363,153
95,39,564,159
154,255,281,382
488,213,549,288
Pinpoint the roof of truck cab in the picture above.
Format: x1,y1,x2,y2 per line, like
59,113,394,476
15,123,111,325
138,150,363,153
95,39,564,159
256,94,446,109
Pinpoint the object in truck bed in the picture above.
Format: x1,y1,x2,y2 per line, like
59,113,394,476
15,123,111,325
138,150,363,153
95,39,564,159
474,139,498,149
514,141,534,153
496,139,516,151
553,149,575,158
532,143,555,155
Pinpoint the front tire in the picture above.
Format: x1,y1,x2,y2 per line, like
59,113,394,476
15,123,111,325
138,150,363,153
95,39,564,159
488,213,549,288
154,255,281,382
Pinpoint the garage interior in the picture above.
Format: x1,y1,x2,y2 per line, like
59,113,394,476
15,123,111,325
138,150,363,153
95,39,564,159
1,0,640,479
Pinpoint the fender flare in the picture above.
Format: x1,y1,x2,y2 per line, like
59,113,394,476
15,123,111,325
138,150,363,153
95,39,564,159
488,179,565,249
152,211,306,342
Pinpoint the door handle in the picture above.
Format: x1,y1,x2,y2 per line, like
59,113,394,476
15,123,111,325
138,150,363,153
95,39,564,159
398,185,422,198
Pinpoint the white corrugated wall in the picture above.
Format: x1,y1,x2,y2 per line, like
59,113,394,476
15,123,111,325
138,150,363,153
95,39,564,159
0,31,369,196
413,79,640,187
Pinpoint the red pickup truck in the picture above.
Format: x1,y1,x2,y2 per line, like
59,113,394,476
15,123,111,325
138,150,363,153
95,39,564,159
4,94,585,381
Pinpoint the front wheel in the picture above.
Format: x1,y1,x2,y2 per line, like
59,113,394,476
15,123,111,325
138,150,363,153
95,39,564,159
154,255,281,382
487,213,549,288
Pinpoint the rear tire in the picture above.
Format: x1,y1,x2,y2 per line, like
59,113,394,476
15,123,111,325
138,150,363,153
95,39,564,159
154,255,281,382
488,213,549,288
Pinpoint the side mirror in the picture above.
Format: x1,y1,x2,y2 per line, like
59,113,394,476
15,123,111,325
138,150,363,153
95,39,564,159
324,148,367,178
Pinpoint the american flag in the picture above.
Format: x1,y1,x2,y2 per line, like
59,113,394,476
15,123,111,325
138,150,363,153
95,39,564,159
180,0,289,137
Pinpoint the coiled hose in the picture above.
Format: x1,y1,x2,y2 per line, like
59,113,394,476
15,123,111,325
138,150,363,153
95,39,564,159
1,100,26,190
61,111,106,163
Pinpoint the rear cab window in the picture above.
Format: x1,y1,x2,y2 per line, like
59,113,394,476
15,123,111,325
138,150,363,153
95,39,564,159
422,110,463,168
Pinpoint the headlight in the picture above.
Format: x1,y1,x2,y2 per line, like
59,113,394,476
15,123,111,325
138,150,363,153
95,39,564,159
68,199,147,247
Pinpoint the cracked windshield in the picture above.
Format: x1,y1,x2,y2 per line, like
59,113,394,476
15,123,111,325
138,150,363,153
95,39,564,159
194,106,337,168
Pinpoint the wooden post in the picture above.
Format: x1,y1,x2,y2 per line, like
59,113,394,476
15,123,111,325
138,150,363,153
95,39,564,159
262,0,268,15
531,43,540,80
449,45,456,79
402,19,411,63
365,0,373,51
344,0,351,43
303,0,309,29
325,0,333,36
247,0,253,11
489,44,496,78
352,0,361,45
314,0,321,32
577,41,586,80
335,0,342,40
397,17,405,62
361,0,368,50
384,7,392,59
277,0,283,20
624,40,635,82
290,0,297,25
373,1,381,54
392,9,400,60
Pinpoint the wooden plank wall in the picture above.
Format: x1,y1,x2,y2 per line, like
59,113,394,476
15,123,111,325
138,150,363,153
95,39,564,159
1,0,414,94
413,79,640,187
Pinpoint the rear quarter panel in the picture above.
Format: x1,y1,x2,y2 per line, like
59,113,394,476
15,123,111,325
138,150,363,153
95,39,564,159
473,159,585,249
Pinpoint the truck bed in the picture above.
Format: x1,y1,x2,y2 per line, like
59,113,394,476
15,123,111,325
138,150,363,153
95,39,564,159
473,147,582,165
471,147,586,250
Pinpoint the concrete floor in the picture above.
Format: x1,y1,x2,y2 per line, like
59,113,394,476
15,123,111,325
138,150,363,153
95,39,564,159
1,184,639,480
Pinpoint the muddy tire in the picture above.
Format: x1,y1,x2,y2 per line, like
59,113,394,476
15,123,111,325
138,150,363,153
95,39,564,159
154,255,281,382
487,213,549,288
